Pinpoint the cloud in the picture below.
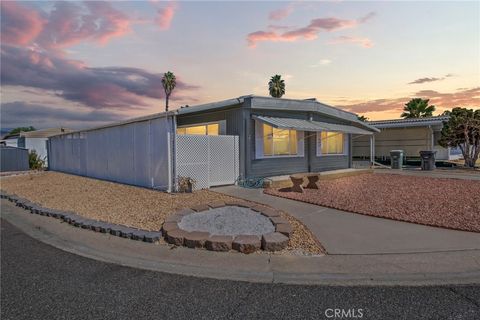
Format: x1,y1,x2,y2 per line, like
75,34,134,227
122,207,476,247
310,59,332,67
247,12,375,48
338,87,480,114
0,1,45,46
38,1,132,49
269,4,294,21
155,1,177,30
1,45,199,110
328,35,373,48
1,101,126,129
408,74,454,84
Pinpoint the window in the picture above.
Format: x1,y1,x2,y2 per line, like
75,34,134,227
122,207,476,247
317,131,345,155
176,123,219,135
262,123,299,156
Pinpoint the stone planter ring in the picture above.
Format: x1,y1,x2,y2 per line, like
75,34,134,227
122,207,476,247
162,201,292,253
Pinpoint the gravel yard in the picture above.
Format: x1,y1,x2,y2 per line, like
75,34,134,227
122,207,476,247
0,172,323,254
265,173,480,233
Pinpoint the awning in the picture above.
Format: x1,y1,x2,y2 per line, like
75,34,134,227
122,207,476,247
253,115,374,135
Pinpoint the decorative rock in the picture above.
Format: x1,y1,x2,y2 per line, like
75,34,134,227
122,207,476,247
161,222,179,235
261,232,289,251
270,216,289,226
164,214,184,224
224,200,251,208
89,221,104,232
190,204,210,212
258,207,280,218
232,235,261,254
208,201,225,209
174,208,195,215
120,228,135,238
144,231,162,243
184,231,210,248
275,223,293,237
166,229,187,246
205,235,233,252
98,222,113,234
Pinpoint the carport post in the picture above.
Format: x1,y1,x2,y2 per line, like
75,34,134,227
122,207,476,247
369,135,375,165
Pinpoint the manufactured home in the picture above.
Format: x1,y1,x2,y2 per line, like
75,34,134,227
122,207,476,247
48,95,378,190
352,116,461,161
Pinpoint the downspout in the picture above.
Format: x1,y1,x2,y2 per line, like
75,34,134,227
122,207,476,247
308,113,313,172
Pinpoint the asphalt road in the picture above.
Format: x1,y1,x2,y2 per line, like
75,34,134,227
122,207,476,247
1,219,479,320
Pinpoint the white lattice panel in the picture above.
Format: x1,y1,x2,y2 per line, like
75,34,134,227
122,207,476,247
175,134,239,190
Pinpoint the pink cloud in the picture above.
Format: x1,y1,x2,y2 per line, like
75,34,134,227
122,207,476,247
339,87,480,114
328,36,374,48
269,4,294,21
247,12,375,48
0,1,45,46
39,1,132,49
155,1,177,30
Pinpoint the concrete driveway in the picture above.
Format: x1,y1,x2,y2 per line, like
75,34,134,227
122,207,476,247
214,186,480,255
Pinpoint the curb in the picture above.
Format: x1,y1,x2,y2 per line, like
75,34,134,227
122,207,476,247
2,197,480,286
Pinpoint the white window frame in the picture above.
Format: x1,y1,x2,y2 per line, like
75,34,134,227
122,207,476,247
316,131,348,156
255,120,304,159
176,121,225,135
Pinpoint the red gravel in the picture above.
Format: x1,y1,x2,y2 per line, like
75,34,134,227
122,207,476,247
264,173,480,233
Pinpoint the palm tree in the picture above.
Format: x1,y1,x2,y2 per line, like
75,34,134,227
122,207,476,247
268,74,285,98
400,98,436,118
161,71,176,112
357,115,369,122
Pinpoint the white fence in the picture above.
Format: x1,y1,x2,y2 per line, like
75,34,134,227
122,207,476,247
175,135,239,189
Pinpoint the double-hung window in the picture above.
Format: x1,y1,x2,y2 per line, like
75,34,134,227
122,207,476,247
317,131,346,155
255,121,304,158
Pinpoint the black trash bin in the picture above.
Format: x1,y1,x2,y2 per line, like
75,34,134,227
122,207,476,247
389,150,404,169
419,151,437,170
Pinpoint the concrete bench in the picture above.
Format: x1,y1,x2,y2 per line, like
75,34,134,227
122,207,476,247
289,173,320,192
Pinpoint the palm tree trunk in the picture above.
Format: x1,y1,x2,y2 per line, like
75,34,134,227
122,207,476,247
165,94,169,112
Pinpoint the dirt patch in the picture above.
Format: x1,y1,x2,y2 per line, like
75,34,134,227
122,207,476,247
265,173,480,233
1,171,324,255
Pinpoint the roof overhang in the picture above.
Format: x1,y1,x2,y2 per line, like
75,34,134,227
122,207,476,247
253,116,374,135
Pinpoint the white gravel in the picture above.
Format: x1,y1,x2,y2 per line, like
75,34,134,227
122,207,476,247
178,206,275,236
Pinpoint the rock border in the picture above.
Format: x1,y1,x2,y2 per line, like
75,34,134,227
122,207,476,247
161,200,292,254
0,191,162,243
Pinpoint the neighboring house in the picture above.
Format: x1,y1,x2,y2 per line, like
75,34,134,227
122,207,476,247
1,128,73,166
352,116,461,161
48,95,378,190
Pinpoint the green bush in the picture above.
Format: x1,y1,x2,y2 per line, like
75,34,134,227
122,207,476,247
29,150,45,170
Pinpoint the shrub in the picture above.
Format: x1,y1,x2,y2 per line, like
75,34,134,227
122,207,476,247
29,150,45,170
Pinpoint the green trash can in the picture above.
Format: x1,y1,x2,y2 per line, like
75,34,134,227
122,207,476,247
390,150,404,169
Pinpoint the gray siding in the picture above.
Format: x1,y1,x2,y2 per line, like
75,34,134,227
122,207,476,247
247,109,351,177
0,147,29,172
176,100,354,178
49,116,173,190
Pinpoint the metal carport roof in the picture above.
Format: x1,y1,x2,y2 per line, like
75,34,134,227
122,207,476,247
252,116,374,135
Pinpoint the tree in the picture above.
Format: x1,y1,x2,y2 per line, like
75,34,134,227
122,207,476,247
161,71,176,112
268,74,285,98
400,98,436,118
438,107,480,168
357,115,369,122
9,126,35,135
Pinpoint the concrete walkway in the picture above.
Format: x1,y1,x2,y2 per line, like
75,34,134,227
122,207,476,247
213,186,480,255
2,200,480,286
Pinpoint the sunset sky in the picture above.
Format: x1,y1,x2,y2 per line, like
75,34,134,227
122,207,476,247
1,0,479,129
